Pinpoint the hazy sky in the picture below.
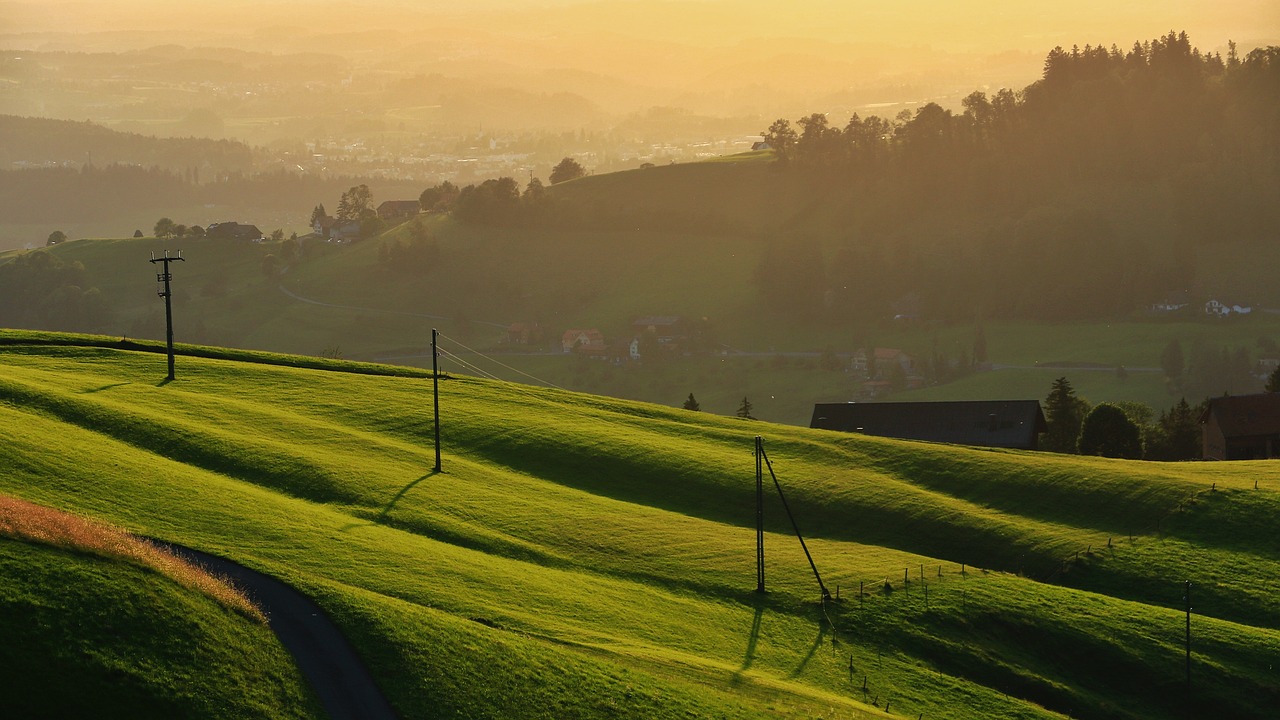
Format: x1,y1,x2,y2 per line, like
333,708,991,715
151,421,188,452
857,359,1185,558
2,1,1276,133
5,1,1276,51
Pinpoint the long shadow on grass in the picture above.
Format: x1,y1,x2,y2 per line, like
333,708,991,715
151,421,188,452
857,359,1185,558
788,625,825,679
738,603,764,674
377,471,438,521
80,383,131,393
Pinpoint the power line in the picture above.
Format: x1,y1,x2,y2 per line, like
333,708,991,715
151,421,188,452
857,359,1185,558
434,332,566,391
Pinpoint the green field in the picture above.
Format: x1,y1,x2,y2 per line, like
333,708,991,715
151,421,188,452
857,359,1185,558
2,330,1278,718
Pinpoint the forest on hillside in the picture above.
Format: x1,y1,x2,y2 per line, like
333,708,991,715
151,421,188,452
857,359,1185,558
752,33,1280,324
434,33,1278,324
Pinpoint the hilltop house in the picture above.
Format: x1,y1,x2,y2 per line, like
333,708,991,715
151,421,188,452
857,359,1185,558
1200,393,1280,460
205,221,264,242
329,220,361,243
377,200,421,223
312,214,336,238
811,400,1048,450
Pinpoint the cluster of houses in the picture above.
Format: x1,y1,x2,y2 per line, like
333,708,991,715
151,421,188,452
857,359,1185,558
505,316,688,363
1152,291,1255,318
311,200,422,242
810,393,1280,461
851,347,925,398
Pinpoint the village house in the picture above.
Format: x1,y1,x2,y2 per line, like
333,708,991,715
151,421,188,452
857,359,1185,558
1151,290,1191,313
811,400,1048,450
377,200,421,223
205,221,264,242
852,348,914,378
312,214,336,238
561,329,605,353
328,220,362,243
505,323,543,345
632,316,685,344
1200,393,1280,460
1204,298,1252,317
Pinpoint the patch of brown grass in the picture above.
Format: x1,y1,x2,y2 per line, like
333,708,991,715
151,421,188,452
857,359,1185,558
0,494,265,622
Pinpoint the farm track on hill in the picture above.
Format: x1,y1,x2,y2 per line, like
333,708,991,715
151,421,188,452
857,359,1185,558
153,540,400,720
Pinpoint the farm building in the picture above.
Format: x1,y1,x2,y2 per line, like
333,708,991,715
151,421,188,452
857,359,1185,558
811,400,1048,450
1200,393,1280,460
377,200,421,222
205,222,264,242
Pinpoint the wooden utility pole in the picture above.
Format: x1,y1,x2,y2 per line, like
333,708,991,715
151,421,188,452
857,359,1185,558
432,328,442,472
755,436,765,593
149,250,184,381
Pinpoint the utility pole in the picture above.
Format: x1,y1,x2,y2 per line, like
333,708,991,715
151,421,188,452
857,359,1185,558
149,250,184,381
756,436,765,593
758,438,831,601
432,328,442,472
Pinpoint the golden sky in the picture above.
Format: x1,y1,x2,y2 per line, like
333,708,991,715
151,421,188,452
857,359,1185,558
5,1,1276,52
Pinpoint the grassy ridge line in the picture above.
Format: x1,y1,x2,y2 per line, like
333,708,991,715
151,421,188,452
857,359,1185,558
0,329,437,378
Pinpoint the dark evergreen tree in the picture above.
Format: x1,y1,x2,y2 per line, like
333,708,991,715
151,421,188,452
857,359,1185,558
1157,398,1202,460
682,393,701,411
1267,365,1280,393
736,396,755,420
1043,376,1089,453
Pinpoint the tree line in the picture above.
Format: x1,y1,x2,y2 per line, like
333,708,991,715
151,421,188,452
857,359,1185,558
755,33,1280,324
0,250,110,332
0,164,420,225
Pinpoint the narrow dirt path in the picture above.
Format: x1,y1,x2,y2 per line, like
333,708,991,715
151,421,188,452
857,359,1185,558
150,540,400,720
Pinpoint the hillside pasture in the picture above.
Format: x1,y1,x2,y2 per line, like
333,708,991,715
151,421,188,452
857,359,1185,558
1,333,1278,718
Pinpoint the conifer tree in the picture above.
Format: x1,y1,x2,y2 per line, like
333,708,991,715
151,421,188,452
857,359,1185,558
736,396,755,420
1043,376,1089,453
682,393,701,411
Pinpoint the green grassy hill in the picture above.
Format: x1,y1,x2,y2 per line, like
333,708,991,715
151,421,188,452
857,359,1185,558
1,330,1278,719
0,493,318,719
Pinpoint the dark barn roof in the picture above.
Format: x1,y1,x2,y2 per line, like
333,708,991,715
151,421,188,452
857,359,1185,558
811,400,1048,450
1199,393,1280,460
1200,394,1280,438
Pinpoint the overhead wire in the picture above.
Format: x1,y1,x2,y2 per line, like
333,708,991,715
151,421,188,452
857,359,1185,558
435,331,567,390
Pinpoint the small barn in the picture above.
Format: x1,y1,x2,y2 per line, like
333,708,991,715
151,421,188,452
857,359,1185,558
377,200,421,222
1200,393,1280,460
205,222,264,242
810,400,1048,450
